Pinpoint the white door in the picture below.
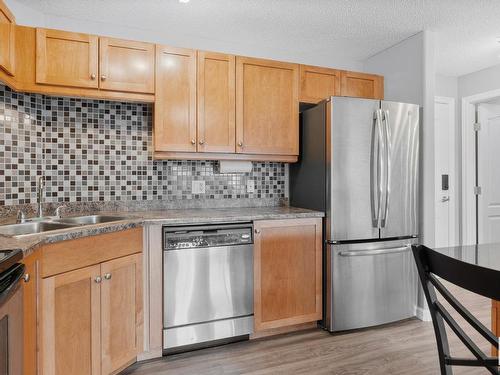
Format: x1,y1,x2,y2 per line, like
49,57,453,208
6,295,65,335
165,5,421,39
477,103,500,244
434,97,457,247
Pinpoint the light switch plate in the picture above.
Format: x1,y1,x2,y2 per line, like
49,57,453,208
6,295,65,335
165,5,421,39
246,180,255,193
192,180,206,194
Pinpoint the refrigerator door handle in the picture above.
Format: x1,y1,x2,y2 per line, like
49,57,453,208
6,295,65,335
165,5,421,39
380,109,392,228
370,109,384,228
339,245,410,257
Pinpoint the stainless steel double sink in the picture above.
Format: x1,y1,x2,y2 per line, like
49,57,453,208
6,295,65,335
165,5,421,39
0,215,127,238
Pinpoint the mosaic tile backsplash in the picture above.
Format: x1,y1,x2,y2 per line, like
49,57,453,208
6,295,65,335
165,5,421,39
0,84,288,206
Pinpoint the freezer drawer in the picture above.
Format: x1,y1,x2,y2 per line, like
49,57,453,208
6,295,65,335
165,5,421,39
326,238,417,332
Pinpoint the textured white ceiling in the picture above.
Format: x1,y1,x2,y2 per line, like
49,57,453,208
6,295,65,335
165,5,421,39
8,0,500,76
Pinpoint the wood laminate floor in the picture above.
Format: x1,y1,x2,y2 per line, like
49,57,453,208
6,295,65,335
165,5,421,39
123,283,495,374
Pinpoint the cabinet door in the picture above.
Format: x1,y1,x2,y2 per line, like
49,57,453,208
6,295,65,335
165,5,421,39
340,70,384,99
493,300,499,356
236,57,299,156
23,253,40,375
41,265,101,375
299,65,340,104
99,37,154,93
36,28,99,88
154,45,196,152
253,218,322,331
101,253,143,375
197,51,236,153
0,1,15,76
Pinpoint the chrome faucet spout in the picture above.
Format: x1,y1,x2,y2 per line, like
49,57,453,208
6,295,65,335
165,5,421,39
37,176,45,218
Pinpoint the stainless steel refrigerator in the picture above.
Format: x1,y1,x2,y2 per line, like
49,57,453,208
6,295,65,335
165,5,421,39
290,97,419,332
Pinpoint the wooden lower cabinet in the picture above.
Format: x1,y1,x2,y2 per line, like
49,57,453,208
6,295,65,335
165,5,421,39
41,264,102,375
38,232,143,375
101,254,143,375
23,252,40,375
493,300,499,356
253,218,322,332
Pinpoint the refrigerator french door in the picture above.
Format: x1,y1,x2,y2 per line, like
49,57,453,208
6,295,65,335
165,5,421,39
290,96,420,332
327,98,419,241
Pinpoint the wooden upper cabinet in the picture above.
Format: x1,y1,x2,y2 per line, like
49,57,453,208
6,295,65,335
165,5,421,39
99,37,154,93
41,264,101,375
299,65,340,104
155,45,197,152
340,70,384,99
197,51,236,153
36,28,99,89
254,218,322,332
101,253,143,375
0,0,15,76
236,57,299,156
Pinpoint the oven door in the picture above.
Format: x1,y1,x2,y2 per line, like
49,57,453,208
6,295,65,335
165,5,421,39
0,263,25,375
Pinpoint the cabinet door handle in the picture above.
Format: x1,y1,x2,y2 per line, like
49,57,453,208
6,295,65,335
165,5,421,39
254,229,261,234
90,73,96,80
101,75,107,81
23,273,30,283
191,139,196,145
94,276,102,283
238,142,243,147
104,273,112,280
199,140,205,145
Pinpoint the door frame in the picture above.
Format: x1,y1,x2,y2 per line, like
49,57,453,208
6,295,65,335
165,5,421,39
434,96,457,247
461,88,500,245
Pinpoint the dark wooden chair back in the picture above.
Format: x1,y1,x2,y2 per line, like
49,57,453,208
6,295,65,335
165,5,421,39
411,245,499,374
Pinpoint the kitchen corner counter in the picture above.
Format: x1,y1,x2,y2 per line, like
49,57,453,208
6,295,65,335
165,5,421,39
0,206,324,257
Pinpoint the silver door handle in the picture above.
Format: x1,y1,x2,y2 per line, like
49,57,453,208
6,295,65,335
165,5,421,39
370,109,383,228
380,109,391,228
441,196,450,202
339,245,410,257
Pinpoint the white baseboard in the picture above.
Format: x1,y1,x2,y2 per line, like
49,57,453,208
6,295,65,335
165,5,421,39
416,306,432,322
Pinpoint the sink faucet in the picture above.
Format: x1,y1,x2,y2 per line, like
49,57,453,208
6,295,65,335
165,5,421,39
37,176,45,218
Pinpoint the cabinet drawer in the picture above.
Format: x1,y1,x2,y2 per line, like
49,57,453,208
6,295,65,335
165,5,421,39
41,227,143,278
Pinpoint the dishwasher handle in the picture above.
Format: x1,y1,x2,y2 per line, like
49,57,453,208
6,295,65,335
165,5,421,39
339,246,410,257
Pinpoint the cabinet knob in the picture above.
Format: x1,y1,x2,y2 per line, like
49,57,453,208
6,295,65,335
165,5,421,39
255,229,261,234
23,273,30,283
101,75,107,81
104,273,112,280
90,73,96,80
94,276,102,283
238,142,243,147
191,139,196,145
199,140,205,145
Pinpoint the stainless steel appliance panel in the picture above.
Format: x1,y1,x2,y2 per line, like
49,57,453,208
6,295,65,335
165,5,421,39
164,243,253,328
379,101,420,238
0,262,24,375
328,97,381,241
163,316,253,350
327,238,417,331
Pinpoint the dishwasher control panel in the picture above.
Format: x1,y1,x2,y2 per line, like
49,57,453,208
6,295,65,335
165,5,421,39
163,223,253,251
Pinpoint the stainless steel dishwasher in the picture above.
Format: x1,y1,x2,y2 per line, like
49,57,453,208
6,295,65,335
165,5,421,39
163,223,254,352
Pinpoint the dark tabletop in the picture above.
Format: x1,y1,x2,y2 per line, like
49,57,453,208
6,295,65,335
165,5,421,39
433,243,500,272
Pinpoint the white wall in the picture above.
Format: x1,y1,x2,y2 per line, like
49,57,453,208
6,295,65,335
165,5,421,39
435,74,461,244
5,0,363,71
364,31,436,248
363,33,425,106
436,74,458,99
458,63,500,99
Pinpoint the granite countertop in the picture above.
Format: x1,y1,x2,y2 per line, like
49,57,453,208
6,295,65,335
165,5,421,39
0,206,324,256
